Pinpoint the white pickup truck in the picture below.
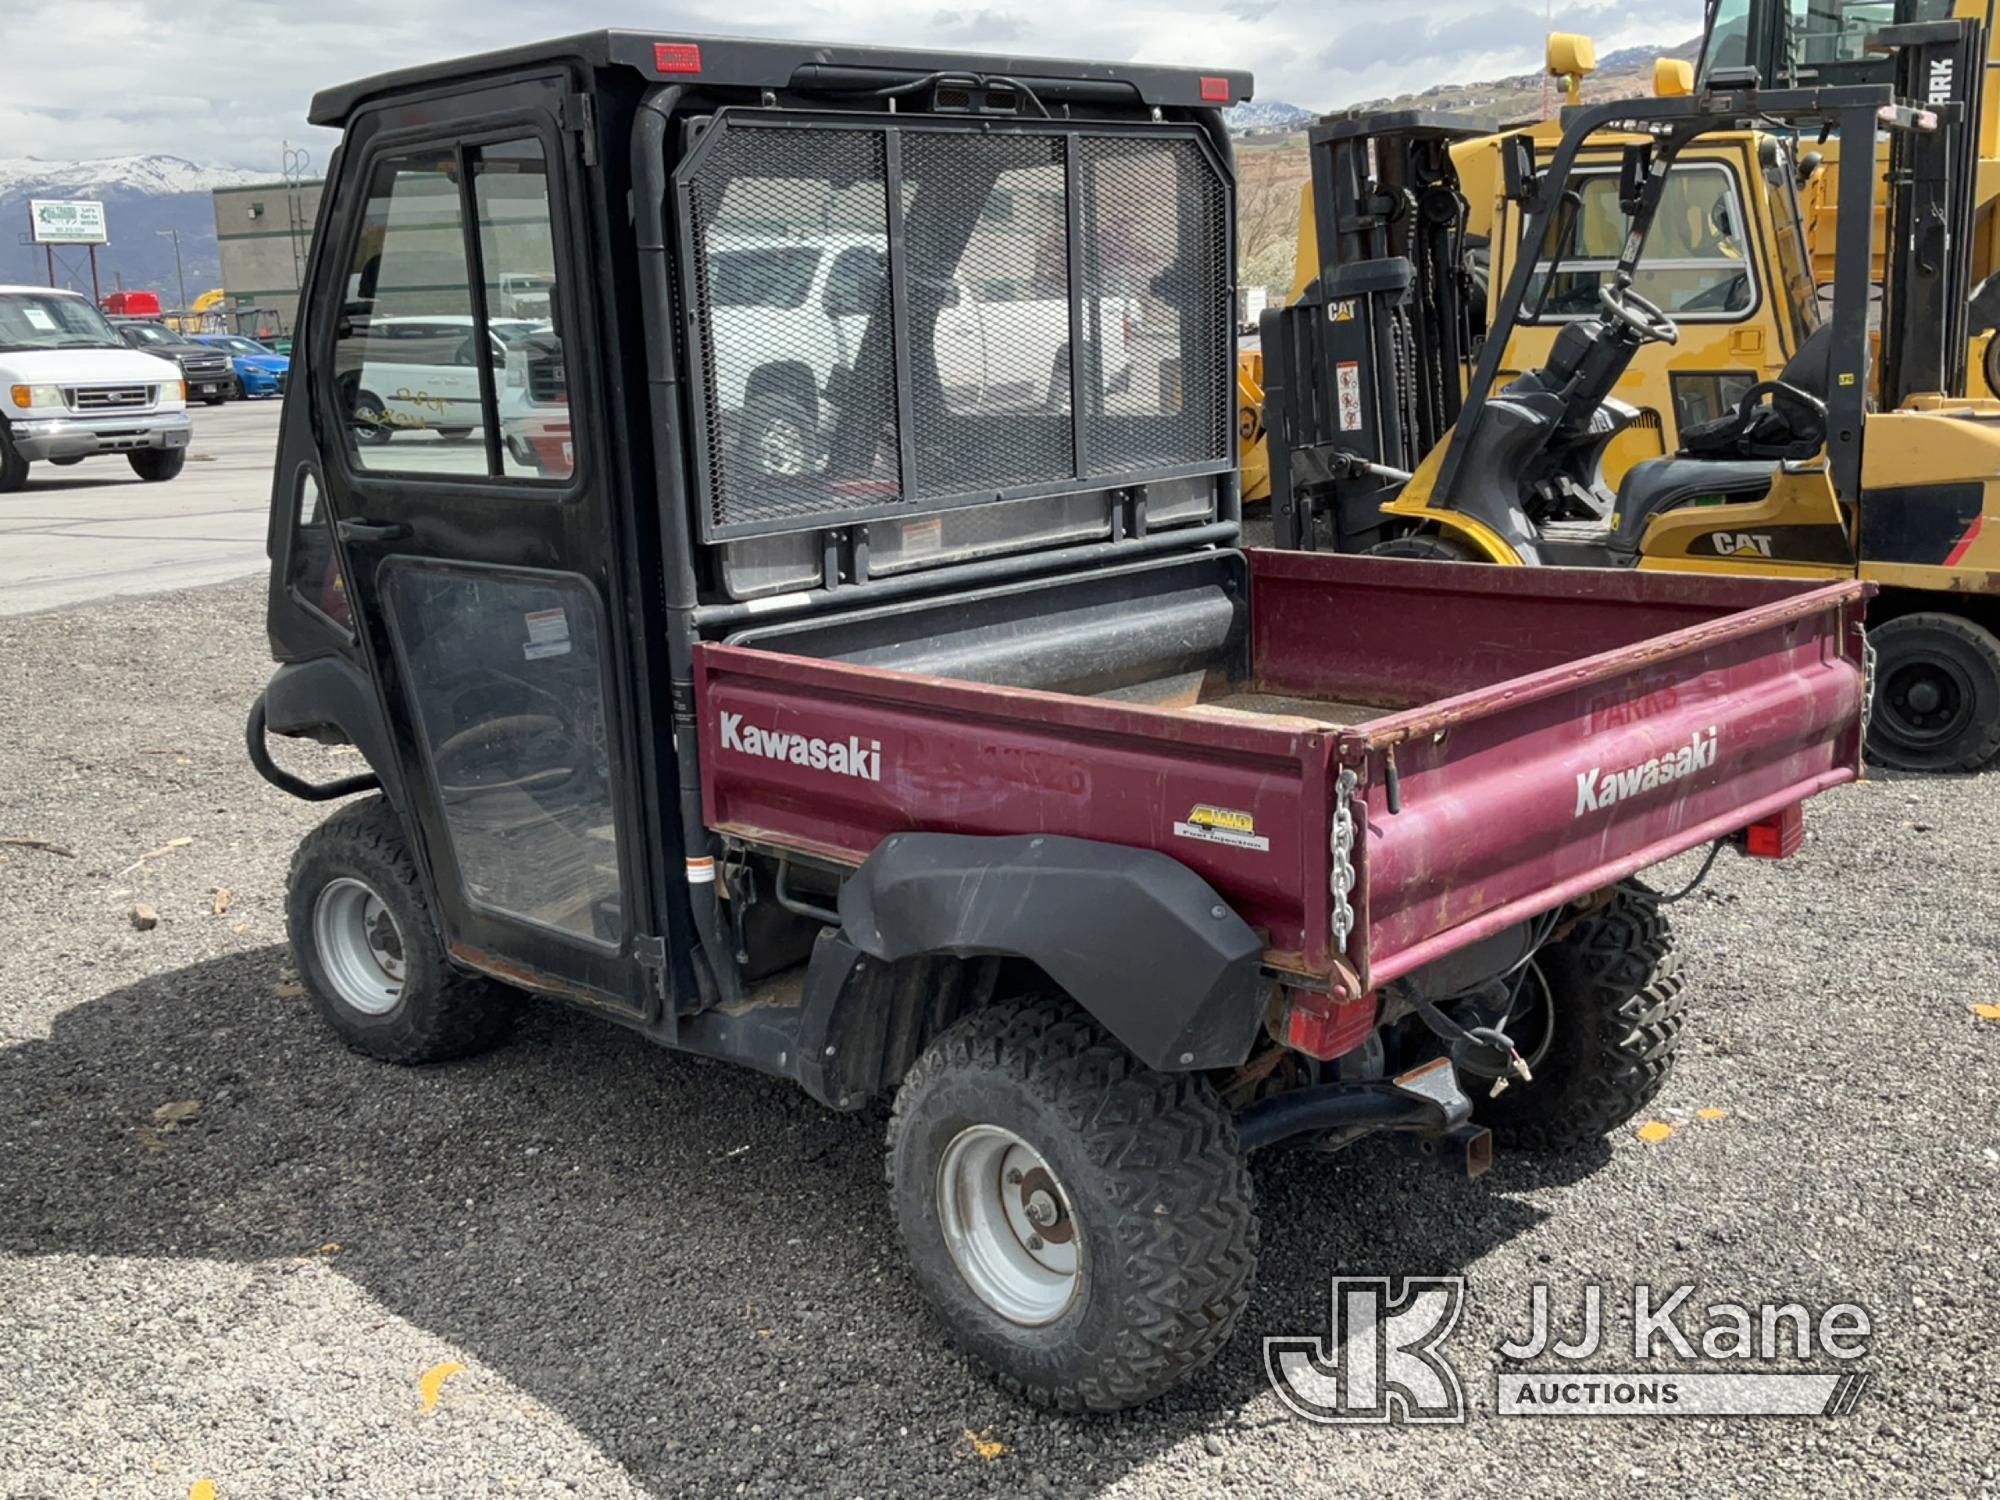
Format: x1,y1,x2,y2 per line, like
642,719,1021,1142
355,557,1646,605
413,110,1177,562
0,284,192,491
706,234,1134,472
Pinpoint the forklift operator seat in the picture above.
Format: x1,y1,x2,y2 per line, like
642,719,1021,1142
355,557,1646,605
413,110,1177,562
1676,322,1833,463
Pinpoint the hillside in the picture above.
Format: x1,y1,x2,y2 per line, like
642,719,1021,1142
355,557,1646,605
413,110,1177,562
1345,37,1704,121
0,155,265,307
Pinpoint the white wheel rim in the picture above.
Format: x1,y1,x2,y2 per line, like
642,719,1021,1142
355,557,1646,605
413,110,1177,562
756,420,809,475
937,1124,1081,1326
312,877,407,1016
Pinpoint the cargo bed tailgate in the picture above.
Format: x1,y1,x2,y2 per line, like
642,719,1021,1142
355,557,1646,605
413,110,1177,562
1323,571,1871,990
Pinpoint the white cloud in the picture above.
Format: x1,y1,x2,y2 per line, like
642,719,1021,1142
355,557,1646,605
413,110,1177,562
0,0,1708,169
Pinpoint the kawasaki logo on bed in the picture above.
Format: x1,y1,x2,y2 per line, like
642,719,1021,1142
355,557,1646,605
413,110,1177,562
719,711,881,782
1574,727,1718,817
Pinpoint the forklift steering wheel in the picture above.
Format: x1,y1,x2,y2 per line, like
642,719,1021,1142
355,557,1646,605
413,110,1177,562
1599,282,1680,346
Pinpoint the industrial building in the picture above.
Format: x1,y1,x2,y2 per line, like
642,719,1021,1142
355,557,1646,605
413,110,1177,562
210,177,323,337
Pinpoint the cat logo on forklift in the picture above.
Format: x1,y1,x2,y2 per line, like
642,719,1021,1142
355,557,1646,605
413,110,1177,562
1574,727,1719,816
1710,532,1775,558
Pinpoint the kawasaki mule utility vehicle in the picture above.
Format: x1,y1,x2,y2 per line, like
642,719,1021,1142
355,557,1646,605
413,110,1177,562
251,32,1869,1410
1261,23,2000,772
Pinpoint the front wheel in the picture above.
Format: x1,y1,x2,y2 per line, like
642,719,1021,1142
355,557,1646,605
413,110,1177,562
733,394,820,479
887,999,1257,1411
286,796,525,1063
1867,612,2000,773
0,431,26,492
1470,884,1685,1152
129,449,186,483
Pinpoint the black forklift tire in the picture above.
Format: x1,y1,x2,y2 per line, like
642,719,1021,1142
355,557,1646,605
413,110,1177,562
286,795,525,1064
129,449,186,483
1367,532,1483,562
0,430,27,492
1472,884,1685,1152
1866,612,2000,773
886,998,1257,1412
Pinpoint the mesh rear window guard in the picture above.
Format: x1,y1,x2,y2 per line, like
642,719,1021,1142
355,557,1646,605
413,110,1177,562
673,110,1234,544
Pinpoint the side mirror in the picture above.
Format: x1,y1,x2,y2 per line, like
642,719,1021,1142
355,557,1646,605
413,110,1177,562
1501,134,1540,205
1619,143,1654,218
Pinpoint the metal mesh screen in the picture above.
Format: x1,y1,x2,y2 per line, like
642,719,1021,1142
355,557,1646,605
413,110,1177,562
685,126,899,534
1078,135,1232,476
680,116,1229,542
903,132,1075,497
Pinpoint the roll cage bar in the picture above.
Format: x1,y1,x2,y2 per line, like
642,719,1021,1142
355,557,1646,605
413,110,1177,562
1433,79,1937,513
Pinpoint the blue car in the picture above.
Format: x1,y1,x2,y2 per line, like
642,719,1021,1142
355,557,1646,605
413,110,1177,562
191,334,290,399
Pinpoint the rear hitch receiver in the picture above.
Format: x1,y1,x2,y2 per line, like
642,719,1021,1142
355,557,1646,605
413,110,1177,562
1233,1056,1493,1177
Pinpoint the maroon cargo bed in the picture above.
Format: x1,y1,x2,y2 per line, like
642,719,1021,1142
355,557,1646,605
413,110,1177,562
695,550,1869,994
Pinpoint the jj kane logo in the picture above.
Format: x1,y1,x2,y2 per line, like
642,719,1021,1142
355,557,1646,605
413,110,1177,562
718,711,882,781
1574,726,1718,817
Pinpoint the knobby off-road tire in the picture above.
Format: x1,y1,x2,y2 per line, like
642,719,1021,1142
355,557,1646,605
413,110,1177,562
1473,884,1685,1152
886,998,1258,1412
286,795,525,1064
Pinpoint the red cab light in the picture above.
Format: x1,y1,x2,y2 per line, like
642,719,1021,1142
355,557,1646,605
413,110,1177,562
655,42,702,74
1199,76,1233,103
1739,802,1804,860
1282,988,1378,1060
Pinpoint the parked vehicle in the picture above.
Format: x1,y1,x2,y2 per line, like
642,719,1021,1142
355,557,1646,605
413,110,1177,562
0,284,191,490
706,232,1136,478
250,32,1867,1412
191,333,290,399
112,319,233,405
334,314,547,444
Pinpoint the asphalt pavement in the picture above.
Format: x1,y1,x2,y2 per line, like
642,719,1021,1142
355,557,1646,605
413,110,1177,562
0,399,282,616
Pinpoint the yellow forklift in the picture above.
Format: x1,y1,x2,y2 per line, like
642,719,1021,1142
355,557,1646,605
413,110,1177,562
1261,19,2000,771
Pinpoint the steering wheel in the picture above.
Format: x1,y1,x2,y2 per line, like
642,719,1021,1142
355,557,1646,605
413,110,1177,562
1599,281,1680,345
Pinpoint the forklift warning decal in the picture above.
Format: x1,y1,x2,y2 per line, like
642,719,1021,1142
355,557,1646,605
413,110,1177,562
1334,362,1362,430
1174,804,1271,852
1574,727,1718,817
719,712,882,782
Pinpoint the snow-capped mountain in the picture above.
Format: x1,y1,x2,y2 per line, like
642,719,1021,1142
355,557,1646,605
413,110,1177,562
0,154,265,200
1227,100,1316,135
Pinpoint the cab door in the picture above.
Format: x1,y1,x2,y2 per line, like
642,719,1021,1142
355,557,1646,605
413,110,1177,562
308,71,658,1016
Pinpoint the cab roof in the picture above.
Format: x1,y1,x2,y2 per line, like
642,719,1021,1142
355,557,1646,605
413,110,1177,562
309,29,1252,126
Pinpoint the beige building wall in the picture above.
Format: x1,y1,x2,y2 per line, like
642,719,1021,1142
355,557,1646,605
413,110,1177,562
211,179,324,336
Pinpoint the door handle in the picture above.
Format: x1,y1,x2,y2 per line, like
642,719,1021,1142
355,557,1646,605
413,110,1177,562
336,518,410,543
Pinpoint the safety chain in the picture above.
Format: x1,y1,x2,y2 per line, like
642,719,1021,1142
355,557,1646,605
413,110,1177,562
1859,625,1879,749
1330,767,1359,952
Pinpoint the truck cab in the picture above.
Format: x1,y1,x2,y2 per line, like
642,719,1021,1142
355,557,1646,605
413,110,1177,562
252,31,1869,1412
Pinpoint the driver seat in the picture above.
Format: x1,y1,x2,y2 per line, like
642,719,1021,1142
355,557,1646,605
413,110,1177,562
1605,323,1836,553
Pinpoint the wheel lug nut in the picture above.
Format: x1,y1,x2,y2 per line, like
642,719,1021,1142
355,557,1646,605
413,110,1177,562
1027,1234,1045,1252
1005,1168,1023,1185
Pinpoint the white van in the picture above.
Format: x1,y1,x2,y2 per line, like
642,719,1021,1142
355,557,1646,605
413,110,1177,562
0,285,192,491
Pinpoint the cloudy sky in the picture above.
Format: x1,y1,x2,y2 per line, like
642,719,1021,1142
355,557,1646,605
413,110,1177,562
3,0,1707,172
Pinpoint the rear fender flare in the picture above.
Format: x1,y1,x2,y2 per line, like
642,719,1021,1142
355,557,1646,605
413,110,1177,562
835,833,1268,1072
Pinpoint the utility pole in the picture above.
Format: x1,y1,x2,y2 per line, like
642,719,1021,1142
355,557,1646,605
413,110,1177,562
156,227,189,317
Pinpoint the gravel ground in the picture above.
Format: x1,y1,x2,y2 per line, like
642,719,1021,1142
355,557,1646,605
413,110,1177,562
1,578,1996,1499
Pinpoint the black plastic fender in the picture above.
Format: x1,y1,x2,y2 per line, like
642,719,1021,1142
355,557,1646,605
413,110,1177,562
837,833,1268,1072
253,657,403,808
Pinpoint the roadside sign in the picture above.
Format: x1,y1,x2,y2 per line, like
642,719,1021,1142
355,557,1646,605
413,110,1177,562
28,199,108,245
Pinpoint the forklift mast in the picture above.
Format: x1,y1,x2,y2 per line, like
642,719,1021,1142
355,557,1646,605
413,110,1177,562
1259,112,1493,550
1880,17,1985,405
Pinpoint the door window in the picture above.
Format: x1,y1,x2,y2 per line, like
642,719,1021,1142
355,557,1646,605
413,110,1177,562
331,137,573,481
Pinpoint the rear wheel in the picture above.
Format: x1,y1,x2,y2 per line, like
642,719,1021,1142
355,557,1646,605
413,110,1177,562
1366,532,1483,562
1867,612,2000,773
287,796,525,1064
887,998,1257,1411
734,394,819,478
48,455,85,467
1470,884,1684,1152
129,449,185,483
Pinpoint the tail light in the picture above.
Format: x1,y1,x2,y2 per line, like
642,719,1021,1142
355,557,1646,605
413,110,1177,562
1737,802,1804,859
1281,988,1378,1060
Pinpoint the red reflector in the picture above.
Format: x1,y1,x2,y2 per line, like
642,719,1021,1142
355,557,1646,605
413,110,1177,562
655,42,702,74
1741,802,1805,859
1199,75,1233,102
1283,989,1378,1061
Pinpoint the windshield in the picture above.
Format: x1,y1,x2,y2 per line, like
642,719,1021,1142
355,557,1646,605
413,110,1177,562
121,323,178,347
210,336,274,355
0,291,122,352
488,320,546,344
1701,0,1955,86
708,247,824,309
